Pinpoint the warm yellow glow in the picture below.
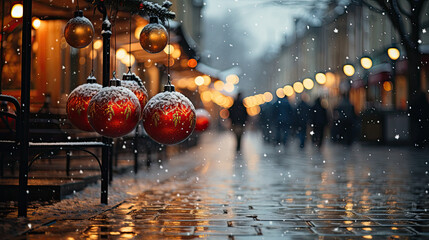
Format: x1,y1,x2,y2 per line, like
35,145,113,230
201,91,212,103
134,26,144,39
326,72,336,86
121,54,135,66
256,94,265,105
116,48,127,60
246,105,260,116
283,85,294,97
195,76,204,86
213,81,224,91
226,74,239,84
388,47,400,60
293,82,304,93
360,57,373,69
224,82,234,92
276,88,285,98
172,48,181,59
203,75,211,85
11,4,23,18
93,40,102,50
32,18,41,29
243,97,252,108
263,92,273,102
163,44,174,54
303,78,314,90
363,235,373,239
383,81,392,91
315,73,327,85
343,64,355,77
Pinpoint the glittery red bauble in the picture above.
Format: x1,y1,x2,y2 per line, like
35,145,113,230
139,18,168,53
66,82,101,131
88,86,141,138
64,10,94,49
121,73,148,118
143,91,196,145
195,109,211,132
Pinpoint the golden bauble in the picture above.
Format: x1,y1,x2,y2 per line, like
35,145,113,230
139,17,168,53
64,10,94,49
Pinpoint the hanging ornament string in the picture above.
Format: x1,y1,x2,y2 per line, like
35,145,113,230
128,11,132,71
166,19,171,86
0,0,5,94
90,7,97,77
76,0,80,10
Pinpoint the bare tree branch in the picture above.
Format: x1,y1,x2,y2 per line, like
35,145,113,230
397,0,412,18
359,0,384,14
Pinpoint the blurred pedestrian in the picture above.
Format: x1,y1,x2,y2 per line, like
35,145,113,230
273,97,294,145
229,93,248,151
333,95,357,145
409,91,429,148
310,97,328,147
295,94,311,148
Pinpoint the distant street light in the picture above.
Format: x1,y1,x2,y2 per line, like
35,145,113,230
360,56,372,109
387,46,400,108
387,47,400,61
293,82,304,93
343,64,355,77
315,73,327,85
11,3,23,18
360,56,373,70
303,78,314,90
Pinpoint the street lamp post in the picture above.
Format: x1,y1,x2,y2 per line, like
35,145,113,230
342,64,355,98
387,47,400,109
360,56,372,109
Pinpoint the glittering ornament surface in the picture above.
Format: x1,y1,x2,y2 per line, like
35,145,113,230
64,11,94,48
139,23,168,53
66,83,101,132
143,91,196,145
195,109,211,132
88,86,141,138
121,81,148,118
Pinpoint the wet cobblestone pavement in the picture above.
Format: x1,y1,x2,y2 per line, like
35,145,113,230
8,131,429,239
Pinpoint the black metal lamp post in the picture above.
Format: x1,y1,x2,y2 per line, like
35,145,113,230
360,56,373,109
387,46,400,109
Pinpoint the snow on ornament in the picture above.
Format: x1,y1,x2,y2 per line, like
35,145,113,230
139,17,168,53
64,10,94,48
66,75,101,132
88,77,141,138
122,71,148,118
142,85,196,145
195,109,211,132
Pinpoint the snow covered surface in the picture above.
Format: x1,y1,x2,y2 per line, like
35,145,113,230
1,141,205,238
144,91,195,112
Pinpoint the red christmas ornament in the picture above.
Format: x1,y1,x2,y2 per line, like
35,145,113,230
195,109,211,132
64,10,94,48
66,75,101,132
87,78,141,138
143,85,196,145
139,17,168,53
122,71,148,118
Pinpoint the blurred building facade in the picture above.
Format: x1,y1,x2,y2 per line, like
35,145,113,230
265,1,429,143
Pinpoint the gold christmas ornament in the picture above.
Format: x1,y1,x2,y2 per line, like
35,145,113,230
64,10,94,48
139,17,168,53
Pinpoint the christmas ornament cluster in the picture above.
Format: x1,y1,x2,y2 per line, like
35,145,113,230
64,0,205,145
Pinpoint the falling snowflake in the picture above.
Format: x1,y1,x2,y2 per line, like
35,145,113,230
395,134,400,139
333,28,338,33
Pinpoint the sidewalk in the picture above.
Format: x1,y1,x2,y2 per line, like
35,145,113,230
3,130,429,239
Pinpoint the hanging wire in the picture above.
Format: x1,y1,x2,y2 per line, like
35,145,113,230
166,19,171,86
76,0,80,10
128,11,132,72
90,7,97,77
